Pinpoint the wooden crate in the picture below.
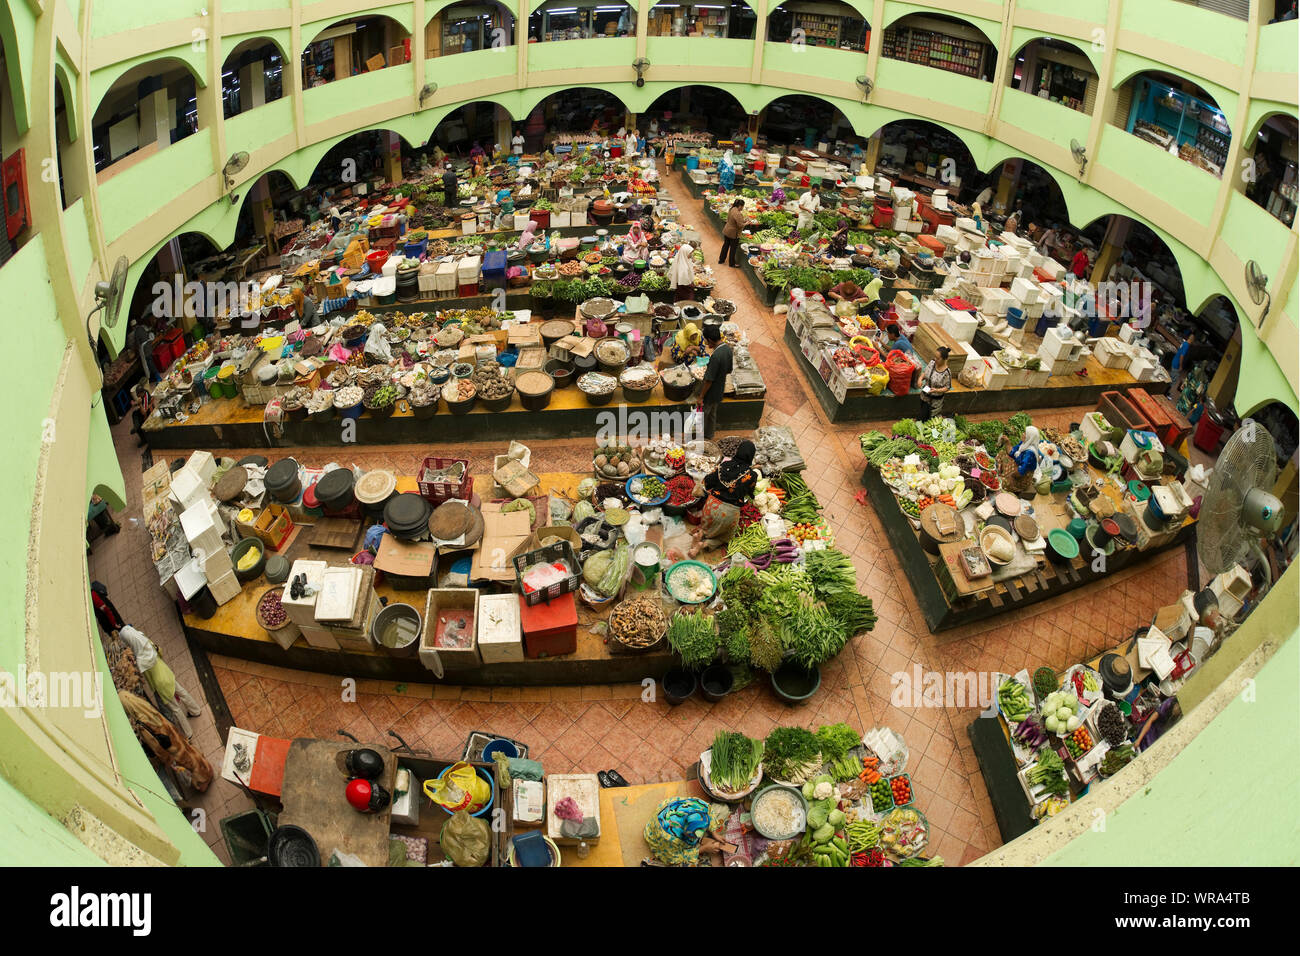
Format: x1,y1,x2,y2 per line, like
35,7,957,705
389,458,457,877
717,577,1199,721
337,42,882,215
420,588,481,676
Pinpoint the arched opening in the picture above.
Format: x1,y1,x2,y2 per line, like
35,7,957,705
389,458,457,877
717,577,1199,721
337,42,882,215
528,1,636,41
1243,113,1297,227
1007,37,1098,115
123,232,222,377
54,75,82,209
231,170,303,259
872,118,979,196
91,59,201,173
306,129,415,189
521,88,628,144
430,102,507,154
221,37,285,118
881,12,996,81
968,156,1072,232
759,93,855,149
1114,70,1231,178
647,2,757,39
426,3,516,56
766,2,869,50
302,16,411,88
643,85,749,140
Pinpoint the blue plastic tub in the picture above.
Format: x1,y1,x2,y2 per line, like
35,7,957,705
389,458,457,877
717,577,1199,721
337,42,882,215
1005,307,1025,329
434,765,495,818
1089,318,1111,338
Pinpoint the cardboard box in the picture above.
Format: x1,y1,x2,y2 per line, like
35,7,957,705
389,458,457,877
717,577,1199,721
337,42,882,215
374,536,437,590
471,506,533,583
420,587,481,676
207,571,242,606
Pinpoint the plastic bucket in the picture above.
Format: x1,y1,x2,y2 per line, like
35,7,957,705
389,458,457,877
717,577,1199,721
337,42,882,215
662,668,697,705
1005,307,1025,329
700,664,734,702
481,739,520,762
770,662,821,705
427,764,494,818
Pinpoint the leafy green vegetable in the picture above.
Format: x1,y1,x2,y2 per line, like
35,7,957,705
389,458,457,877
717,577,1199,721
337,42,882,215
709,731,764,791
892,419,920,438
666,608,718,669
815,723,861,762
762,727,821,780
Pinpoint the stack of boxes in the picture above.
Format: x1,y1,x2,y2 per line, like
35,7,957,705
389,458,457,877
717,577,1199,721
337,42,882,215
1038,325,1085,379
173,452,240,607
281,559,338,649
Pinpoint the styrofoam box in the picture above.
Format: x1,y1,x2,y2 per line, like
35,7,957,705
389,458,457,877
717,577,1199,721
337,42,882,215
202,547,234,581
169,467,210,512
919,298,951,325
1130,356,1158,381
935,224,960,244
299,623,341,650
1217,565,1252,602
943,310,978,344
1010,276,1040,304
1040,258,1066,280
552,211,571,228
282,559,329,628
187,451,217,486
1023,369,1049,388
1041,325,1081,360
180,500,221,547
477,593,524,663
208,571,242,606
984,355,1008,389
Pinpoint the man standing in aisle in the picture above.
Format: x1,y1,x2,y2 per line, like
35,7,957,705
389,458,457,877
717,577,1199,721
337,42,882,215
442,161,458,206
795,183,820,235
1169,330,1197,398
696,324,733,440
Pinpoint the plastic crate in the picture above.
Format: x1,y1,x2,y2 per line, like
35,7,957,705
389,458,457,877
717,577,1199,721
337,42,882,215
417,456,471,501
887,772,914,808
512,541,579,606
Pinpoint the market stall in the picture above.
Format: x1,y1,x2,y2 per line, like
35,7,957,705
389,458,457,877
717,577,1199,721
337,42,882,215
857,409,1200,633
161,423,870,698
677,163,1157,421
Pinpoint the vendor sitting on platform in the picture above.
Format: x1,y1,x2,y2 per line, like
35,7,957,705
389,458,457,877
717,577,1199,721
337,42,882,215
689,440,758,557
828,272,883,308
622,220,649,263
828,219,852,258
670,322,703,365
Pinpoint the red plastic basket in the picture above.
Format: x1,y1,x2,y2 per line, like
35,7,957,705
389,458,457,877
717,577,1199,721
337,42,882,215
418,457,471,501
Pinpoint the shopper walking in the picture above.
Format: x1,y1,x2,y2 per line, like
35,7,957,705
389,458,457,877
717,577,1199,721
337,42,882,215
1070,244,1090,279
119,691,213,792
719,199,749,268
1169,330,1197,398
441,162,458,205
91,581,126,635
696,324,733,440
919,346,952,419
129,383,154,448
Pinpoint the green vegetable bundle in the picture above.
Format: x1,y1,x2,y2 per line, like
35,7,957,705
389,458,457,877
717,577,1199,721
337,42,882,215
726,522,772,557
891,419,920,438
815,722,861,762
666,608,718,668
709,731,764,792
762,727,821,781
780,490,822,523
1027,750,1069,796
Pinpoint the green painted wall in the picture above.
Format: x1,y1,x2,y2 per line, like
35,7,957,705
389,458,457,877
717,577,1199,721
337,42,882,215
1000,89,1091,155
765,41,868,85
1119,0,1248,71
1257,20,1300,74
528,37,637,72
0,775,106,866
1045,631,1300,866
646,37,754,70
876,57,992,115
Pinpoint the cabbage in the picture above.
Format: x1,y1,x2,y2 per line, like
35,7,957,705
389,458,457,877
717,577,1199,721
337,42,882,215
1066,715,1082,732
577,478,598,498
1056,707,1073,722
1045,715,1060,734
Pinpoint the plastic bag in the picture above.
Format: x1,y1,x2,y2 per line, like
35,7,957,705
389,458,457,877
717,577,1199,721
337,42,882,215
441,810,491,867
423,762,491,814
959,359,987,390
364,322,393,362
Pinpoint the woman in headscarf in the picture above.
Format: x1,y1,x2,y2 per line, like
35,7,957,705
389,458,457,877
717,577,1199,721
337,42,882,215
515,220,540,253
690,440,758,557
469,141,486,162
670,322,702,365
622,220,649,263
718,149,736,192
119,691,213,792
669,243,697,301
828,218,851,258
643,797,733,865
91,581,125,635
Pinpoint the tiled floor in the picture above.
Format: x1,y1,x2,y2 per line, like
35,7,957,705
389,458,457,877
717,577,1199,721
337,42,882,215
90,164,1199,867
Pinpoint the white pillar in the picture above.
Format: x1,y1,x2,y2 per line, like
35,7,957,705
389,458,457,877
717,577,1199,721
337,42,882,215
138,87,170,150
239,61,267,110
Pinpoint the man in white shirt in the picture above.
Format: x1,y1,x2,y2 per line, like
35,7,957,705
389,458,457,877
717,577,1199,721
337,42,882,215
796,184,821,234
511,131,524,156
974,185,994,208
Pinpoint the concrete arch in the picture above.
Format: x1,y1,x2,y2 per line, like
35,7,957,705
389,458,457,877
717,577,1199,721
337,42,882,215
515,85,632,122
881,9,1000,50
1008,34,1102,80
766,0,873,30
1110,67,1233,140
90,55,207,125
302,14,413,60
426,0,518,31
1243,107,1298,148
864,114,990,170
0,0,29,135
222,34,290,67
54,62,77,143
